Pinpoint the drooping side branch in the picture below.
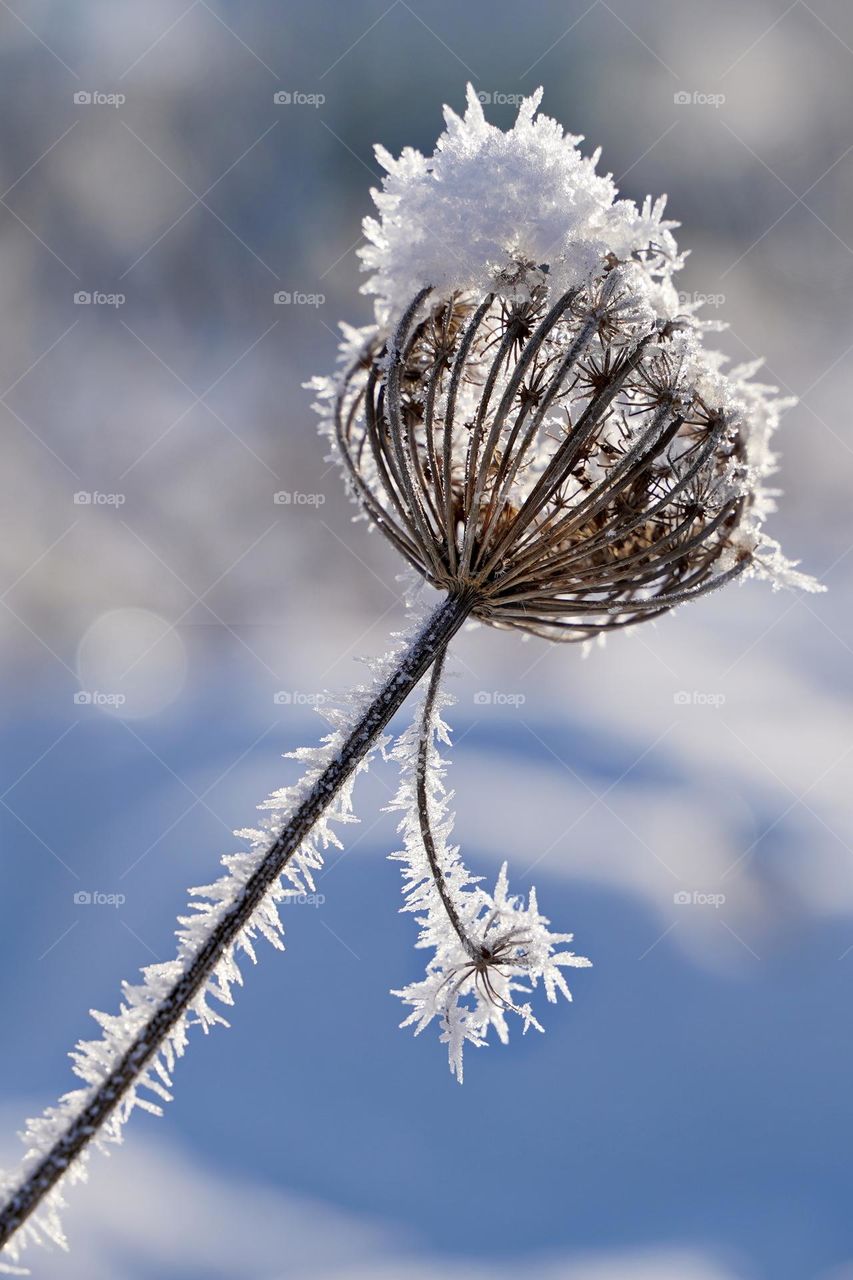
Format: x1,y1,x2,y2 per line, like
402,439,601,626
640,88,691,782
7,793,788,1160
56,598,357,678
389,655,591,1082
413,649,477,957
0,590,476,1262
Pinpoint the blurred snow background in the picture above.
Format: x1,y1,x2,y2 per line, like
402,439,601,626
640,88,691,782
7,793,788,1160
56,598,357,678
0,2,851,1277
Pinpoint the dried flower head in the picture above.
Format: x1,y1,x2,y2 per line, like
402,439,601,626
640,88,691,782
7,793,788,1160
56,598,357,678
311,86,820,641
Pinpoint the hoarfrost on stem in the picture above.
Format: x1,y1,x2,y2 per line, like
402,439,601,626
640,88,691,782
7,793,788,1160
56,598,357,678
388,660,590,1082
0,601,470,1268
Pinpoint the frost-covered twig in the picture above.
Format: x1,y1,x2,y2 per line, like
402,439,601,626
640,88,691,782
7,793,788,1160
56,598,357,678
411,653,475,955
389,655,591,1082
0,591,473,1266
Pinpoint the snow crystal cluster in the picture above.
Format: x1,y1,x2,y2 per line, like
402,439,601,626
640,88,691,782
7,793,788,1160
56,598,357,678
361,85,681,324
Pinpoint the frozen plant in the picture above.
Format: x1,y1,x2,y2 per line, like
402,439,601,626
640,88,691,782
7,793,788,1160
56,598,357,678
0,85,821,1269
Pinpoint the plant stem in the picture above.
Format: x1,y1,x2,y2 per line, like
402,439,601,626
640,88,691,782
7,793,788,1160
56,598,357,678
414,649,478,957
0,588,476,1253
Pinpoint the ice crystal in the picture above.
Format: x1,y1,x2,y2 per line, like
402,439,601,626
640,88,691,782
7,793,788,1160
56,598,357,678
361,85,682,324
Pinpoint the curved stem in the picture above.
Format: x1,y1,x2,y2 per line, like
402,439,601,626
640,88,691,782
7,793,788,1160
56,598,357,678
414,649,478,957
0,589,477,1254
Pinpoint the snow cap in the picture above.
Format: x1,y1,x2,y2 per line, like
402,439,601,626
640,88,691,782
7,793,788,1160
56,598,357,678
360,84,683,324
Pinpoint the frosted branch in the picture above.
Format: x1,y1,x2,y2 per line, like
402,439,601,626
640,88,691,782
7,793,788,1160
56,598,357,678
0,591,474,1267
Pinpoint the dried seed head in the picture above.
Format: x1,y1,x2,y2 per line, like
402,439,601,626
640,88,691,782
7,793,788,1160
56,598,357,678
311,87,820,640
